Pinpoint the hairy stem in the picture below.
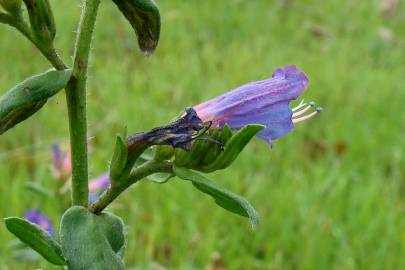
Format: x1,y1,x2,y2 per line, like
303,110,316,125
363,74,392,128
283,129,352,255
66,0,101,206
89,161,173,213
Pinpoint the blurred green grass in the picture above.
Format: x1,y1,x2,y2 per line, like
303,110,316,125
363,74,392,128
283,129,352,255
0,0,404,269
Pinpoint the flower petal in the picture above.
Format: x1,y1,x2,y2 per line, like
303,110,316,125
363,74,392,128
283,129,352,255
194,65,308,143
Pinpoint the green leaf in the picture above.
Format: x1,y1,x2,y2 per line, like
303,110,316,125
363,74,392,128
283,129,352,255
4,217,66,265
96,211,126,259
0,69,72,134
173,166,259,229
147,172,174,184
112,0,161,54
220,124,233,143
60,206,125,270
201,124,264,173
109,134,128,181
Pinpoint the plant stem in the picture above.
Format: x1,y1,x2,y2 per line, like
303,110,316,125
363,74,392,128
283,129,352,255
66,0,101,206
0,13,67,70
89,161,173,213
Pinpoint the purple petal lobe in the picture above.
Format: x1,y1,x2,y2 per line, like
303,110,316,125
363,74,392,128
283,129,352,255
25,209,55,236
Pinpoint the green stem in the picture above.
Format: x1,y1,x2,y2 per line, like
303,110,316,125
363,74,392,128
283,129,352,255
89,161,173,213
66,0,101,206
1,13,67,70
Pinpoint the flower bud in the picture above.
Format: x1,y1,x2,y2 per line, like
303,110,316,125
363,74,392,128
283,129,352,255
0,0,22,16
201,129,226,166
174,128,226,170
154,145,174,161
23,0,55,45
112,0,161,54
173,124,264,173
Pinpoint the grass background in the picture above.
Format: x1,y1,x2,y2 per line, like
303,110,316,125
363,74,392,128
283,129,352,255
0,0,404,269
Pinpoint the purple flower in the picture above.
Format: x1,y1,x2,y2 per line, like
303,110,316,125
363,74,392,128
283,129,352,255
88,172,110,192
25,209,54,237
88,173,110,203
193,65,321,144
52,144,71,181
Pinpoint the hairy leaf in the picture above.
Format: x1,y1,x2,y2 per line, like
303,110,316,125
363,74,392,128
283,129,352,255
0,69,72,134
60,206,125,270
4,217,66,265
173,166,259,229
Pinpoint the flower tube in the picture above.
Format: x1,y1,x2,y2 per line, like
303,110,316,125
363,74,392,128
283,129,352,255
193,65,321,144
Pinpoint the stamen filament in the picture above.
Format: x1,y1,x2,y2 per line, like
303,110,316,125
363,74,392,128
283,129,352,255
292,105,312,117
292,100,306,112
292,107,322,124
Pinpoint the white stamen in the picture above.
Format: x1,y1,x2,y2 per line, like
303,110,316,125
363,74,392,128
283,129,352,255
292,107,322,124
292,105,312,117
292,100,306,112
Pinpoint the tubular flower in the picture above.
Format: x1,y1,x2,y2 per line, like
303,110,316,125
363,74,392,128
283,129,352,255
25,209,55,236
193,65,322,144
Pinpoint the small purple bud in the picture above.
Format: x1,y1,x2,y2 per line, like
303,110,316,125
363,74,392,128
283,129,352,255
52,144,62,171
25,209,54,236
51,144,71,181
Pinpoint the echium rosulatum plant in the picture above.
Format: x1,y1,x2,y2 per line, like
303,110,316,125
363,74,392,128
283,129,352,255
0,0,321,269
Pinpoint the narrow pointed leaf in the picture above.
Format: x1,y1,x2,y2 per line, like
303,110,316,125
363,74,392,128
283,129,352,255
4,217,66,265
0,69,72,134
60,206,125,270
201,124,264,173
173,166,259,229
110,134,128,181
112,0,161,53
220,124,233,143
